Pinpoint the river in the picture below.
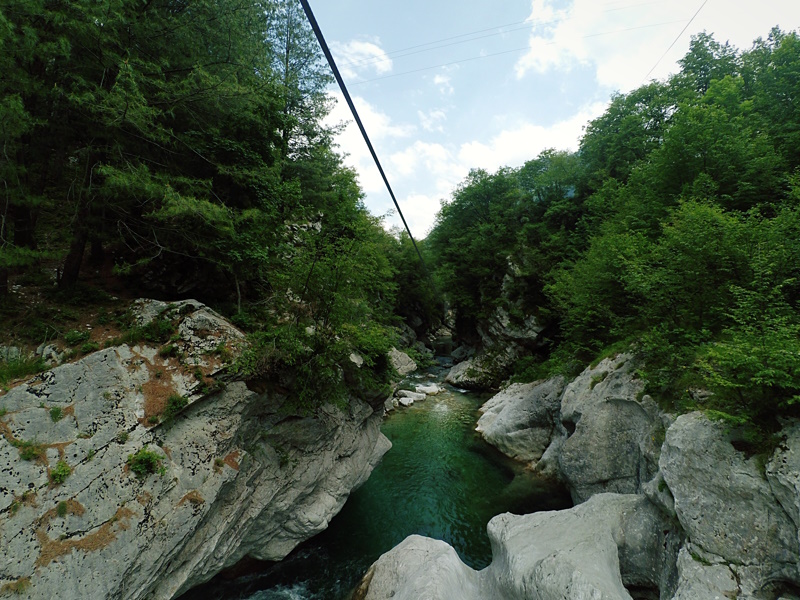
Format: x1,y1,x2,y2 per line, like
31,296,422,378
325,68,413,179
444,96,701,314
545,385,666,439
179,362,571,600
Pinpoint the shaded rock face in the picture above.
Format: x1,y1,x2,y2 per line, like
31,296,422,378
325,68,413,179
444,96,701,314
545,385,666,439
0,300,390,600
557,357,665,503
476,356,665,503
467,355,800,598
661,412,800,593
358,493,676,600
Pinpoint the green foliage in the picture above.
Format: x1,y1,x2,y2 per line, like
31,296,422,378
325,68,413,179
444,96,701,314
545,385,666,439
49,406,62,422
15,439,45,462
126,447,166,478
49,460,71,485
80,342,100,354
425,28,800,441
162,394,188,425
56,501,68,518
0,356,47,386
64,330,90,346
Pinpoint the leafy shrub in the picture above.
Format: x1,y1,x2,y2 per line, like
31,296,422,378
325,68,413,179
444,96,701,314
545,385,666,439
126,446,166,478
0,357,48,386
49,406,63,422
162,394,188,425
63,330,90,346
56,501,68,517
15,439,45,461
50,460,71,484
159,344,179,358
80,341,100,354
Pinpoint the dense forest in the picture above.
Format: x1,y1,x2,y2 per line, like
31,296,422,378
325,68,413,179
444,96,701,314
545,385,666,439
427,28,800,441
3,1,800,440
0,0,434,410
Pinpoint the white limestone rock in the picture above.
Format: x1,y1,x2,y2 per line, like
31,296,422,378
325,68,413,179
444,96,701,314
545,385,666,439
388,348,417,376
476,377,564,465
556,356,665,503
357,494,672,600
661,412,798,568
415,383,442,396
0,301,390,600
444,358,492,390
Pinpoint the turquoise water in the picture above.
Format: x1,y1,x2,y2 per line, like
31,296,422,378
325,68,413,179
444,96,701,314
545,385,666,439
180,370,571,600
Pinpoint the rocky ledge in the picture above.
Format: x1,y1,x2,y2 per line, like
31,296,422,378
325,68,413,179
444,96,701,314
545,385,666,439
0,300,390,599
358,355,800,599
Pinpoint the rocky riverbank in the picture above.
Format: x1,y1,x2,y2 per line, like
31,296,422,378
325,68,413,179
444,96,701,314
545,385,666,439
357,355,800,599
0,300,390,600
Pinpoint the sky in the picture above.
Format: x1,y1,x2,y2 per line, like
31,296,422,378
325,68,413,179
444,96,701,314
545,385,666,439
310,0,800,238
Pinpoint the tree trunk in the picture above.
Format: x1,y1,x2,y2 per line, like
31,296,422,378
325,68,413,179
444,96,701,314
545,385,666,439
59,226,88,288
89,235,105,265
0,268,8,297
12,205,36,249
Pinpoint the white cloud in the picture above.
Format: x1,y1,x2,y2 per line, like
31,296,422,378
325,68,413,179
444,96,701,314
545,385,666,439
418,109,447,132
515,0,800,92
376,104,607,235
433,73,454,95
457,103,606,172
331,39,393,80
324,91,416,195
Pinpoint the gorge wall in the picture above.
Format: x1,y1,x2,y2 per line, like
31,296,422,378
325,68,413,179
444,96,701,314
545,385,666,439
0,300,390,599
359,355,800,600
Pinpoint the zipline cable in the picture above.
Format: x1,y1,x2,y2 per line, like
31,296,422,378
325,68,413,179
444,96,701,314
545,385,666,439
351,18,687,85
642,0,709,82
298,0,429,273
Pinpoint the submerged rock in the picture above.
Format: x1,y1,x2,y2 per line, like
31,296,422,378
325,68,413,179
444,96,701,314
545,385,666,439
0,300,390,600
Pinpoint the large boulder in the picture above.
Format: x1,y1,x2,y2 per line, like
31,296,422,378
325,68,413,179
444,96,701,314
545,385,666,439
555,356,666,503
356,535,481,600
388,348,417,376
661,412,800,594
444,358,494,390
475,377,565,465
0,300,390,600
357,494,673,600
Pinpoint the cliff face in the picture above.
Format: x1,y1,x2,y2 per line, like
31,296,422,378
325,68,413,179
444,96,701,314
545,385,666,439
0,300,390,599
359,356,800,600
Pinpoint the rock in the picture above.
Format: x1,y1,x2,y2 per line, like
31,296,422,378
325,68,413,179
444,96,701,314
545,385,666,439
767,420,800,532
36,343,64,366
389,348,417,376
0,300,390,600
444,358,493,390
357,535,481,600
660,412,798,568
557,356,664,503
475,377,564,465
0,345,22,362
671,546,739,600
358,494,673,600
397,390,426,402
450,345,474,364
398,396,415,407
349,353,364,368
415,383,442,396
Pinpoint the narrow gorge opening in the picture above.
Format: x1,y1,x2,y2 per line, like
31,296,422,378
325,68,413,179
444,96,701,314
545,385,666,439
180,360,572,600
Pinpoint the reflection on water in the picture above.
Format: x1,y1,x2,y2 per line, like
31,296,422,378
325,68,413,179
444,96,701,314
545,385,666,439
179,370,572,600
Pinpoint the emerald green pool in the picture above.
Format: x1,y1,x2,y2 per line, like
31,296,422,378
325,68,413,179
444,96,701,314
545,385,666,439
181,373,571,600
